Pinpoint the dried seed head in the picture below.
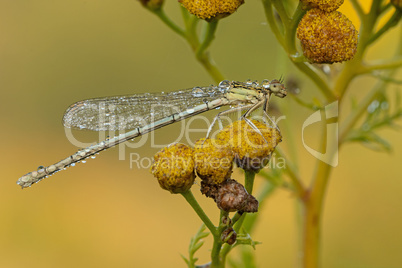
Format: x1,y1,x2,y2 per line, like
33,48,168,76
178,0,244,20
194,138,234,185
200,180,219,200
214,179,258,213
138,0,164,10
297,9,358,64
217,120,282,172
301,0,344,12
221,227,237,245
150,143,195,194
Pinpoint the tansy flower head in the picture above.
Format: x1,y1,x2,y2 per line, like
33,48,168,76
297,9,358,64
217,119,282,172
193,138,234,185
301,0,344,12
178,0,244,20
138,0,164,10
150,143,195,194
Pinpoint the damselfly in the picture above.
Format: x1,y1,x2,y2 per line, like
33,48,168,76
17,79,287,188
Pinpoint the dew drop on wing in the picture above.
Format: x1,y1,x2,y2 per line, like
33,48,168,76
37,165,45,172
218,80,230,92
261,79,270,89
206,85,216,94
192,87,205,97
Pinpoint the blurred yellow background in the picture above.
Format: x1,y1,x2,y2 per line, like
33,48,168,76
1,1,401,267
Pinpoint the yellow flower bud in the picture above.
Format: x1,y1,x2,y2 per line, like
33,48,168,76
193,138,234,185
150,143,195,194
178,0,244,20
138,0,164,10
217,119,282,172
297,9,358,64
301,0,344,12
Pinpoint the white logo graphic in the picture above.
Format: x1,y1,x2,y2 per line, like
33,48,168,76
302,101,338,167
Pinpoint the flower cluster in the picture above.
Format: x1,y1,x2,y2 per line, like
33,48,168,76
296,1,358,64
194,138,234,185
178,0,244,20
217,120,281,172
150,118,282,213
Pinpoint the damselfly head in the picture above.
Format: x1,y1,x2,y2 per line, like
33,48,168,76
268,79,287,98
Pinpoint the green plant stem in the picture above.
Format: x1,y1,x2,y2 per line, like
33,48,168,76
262,0,285,47
300,165,332,268
211,236,224,268
336,4,401,99
197,20,218,58
155,5,225,83
380,2,392,14
271,0,290,28
181,190,217,235
339,85,382,143
242,180,276,233
350,0,365,20
194,21,225,83
275,147,306,198
367,10,402,46
152,8,186,37
244,170,256,193
358,57,402,74
210,210,229,268
299,116,336,268
340,68,402,144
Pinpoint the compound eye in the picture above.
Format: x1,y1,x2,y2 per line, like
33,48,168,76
271,83,279,92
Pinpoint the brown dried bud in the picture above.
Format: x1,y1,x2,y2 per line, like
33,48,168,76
215,179,258,213
221,227,237,245
200,180,219,200
201,179,258,213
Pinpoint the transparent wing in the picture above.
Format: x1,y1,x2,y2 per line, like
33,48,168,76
62,85,227,131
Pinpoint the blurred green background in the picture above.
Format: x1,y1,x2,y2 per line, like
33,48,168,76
1,1,401,267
